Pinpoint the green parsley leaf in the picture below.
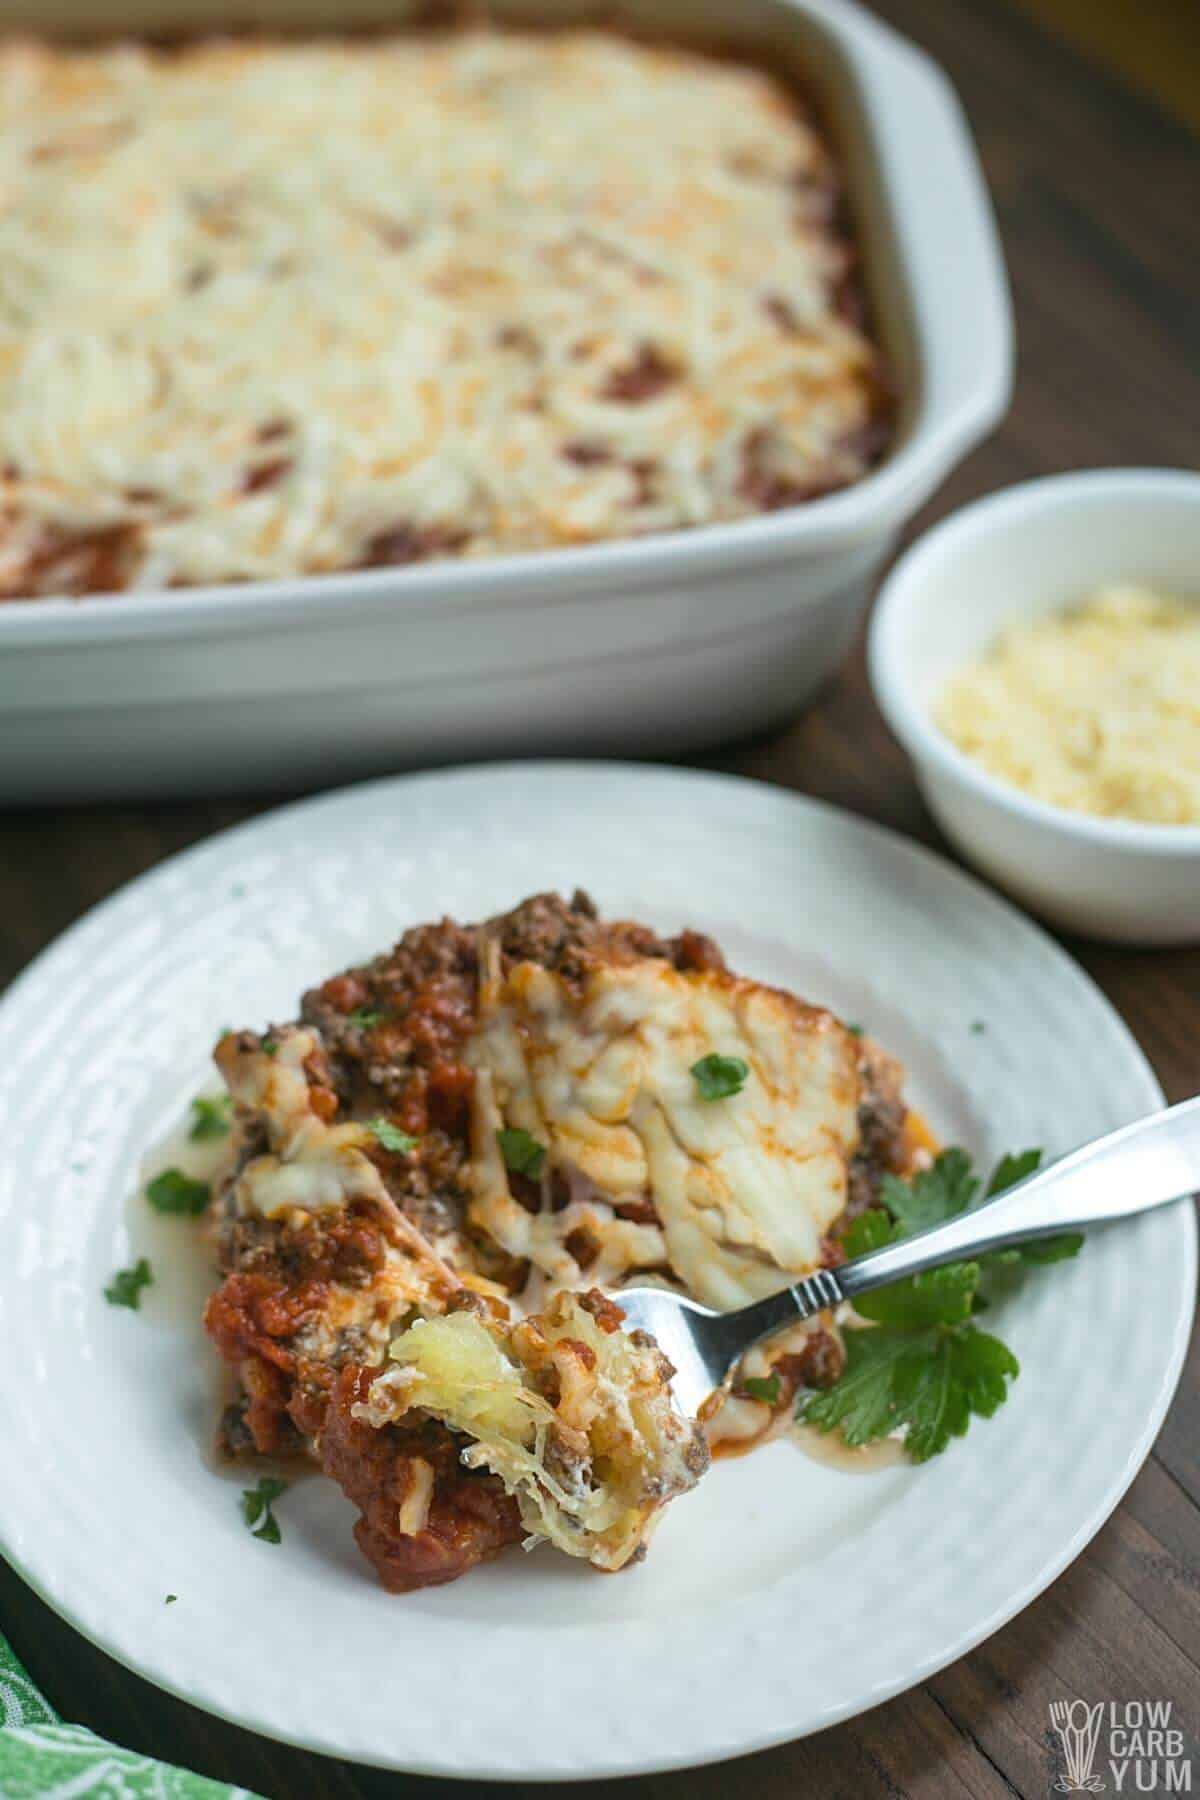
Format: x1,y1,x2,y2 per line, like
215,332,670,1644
846,1023,864,1038
497,1127,547,1179
104,1258,153,1310
366,1117,418,1154
895,1326,1019,1461
982,1149,1082,1266
690,1053,749,1101
855,1260,980,1331
879,1147,978,1234
347,1008,384,1029
812,1143,1068,1461
189,1093,232,1142
840,1207,896,1259
1009,1232,1084,1265
241,1477,287,1544
802,1326,930,1446
742,1373,782,1406
993,1231,1086,1274
842,1205,980,1328
986,1148,1042,1197
801,1324,1018,1460
165,1595,177,1605
146,1167,210,1216
970,1020,987,1035
261,1035,279,1058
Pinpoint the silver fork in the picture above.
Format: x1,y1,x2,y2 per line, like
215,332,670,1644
613,1095,1200,1417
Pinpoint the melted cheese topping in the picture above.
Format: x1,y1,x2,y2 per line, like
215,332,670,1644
0,30,882,595
467,957,860,1309
220,1028,388,1221
214,1027,460,1359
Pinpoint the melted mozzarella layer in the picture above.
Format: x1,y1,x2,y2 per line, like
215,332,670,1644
221,1028,386,1221
467,958,859,1309
215,1027,460,1346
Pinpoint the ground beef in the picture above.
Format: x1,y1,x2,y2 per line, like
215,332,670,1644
360,522,470,566
205,1270,329,1372
490,890,725,993
297,896,726,1157
217,1203,388,1285
600,342,677,403
319,1365,523,1591
2,521,142,600
773,1327,844,1398
838,1038,911,1232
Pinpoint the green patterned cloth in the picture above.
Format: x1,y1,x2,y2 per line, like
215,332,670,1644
0,1628,259,1799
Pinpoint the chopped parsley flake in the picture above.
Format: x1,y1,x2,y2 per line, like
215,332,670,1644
497,1127,547,1179
803,1143,1081,1460
146,1167,210,1217
104,1258,153,1310
985,1148,1041,1197
742,1373,782,1407
347,1007,384,1029
367,1117,418,1154
846,1023,865,1038
165,1595,177,1605
970,1020,987,1035
189,1093,232,1142
260,1036,279,1058
241,1476,287,1544
690,1054,749,1101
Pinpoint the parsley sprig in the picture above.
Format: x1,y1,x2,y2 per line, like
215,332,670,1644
806,1324,1020,1461
241,1476,287,1545
801,1145,1082,1461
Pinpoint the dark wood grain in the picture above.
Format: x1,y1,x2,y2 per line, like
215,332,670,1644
1,0,1198,1793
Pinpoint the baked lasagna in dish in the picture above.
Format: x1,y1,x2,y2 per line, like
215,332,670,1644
201,893,923,1590
0,29,889,600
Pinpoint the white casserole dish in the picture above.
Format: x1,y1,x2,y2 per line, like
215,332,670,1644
0,0,1012,801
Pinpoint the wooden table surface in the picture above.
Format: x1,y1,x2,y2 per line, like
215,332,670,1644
2,0,1198,1793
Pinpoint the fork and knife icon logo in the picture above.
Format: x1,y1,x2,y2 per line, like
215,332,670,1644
1049,1701,1106,1792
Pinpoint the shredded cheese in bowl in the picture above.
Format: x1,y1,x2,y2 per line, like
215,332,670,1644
935,586,1200,825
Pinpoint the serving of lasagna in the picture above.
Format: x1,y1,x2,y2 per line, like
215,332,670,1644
200,892,921,1591
0,28,888,600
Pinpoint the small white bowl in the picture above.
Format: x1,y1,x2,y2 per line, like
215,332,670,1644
869,468,1200,945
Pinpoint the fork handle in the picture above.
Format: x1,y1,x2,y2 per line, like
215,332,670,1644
778,1095,1200,1326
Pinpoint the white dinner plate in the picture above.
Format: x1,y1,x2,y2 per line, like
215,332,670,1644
0,763,1192,1780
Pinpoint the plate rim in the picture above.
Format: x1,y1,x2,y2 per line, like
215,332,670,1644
0,759,1193,1781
